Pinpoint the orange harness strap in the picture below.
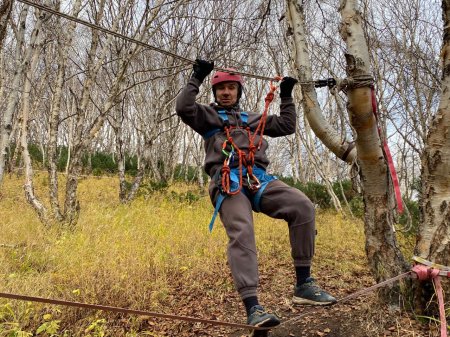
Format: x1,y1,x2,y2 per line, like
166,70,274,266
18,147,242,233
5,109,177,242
221,77,282,195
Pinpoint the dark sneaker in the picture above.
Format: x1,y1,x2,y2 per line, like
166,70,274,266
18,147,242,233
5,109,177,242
292,277,337,306
247,305,280,327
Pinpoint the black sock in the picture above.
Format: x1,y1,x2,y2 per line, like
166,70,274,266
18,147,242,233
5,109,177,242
243,296,259,316
296,266,311,286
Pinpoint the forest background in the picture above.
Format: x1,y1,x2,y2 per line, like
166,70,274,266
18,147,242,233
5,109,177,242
0,0,447,336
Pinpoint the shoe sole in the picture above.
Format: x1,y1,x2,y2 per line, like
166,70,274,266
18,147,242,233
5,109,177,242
292,296,336,306
253,317,281,328
250,330,270,337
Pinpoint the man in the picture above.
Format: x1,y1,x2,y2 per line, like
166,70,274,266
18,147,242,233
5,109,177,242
175,59,336,328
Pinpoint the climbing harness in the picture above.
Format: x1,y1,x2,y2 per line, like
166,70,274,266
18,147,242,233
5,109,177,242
207,78,282,231
208,166,277,231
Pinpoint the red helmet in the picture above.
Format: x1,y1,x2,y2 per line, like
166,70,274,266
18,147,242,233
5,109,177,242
211,68,244,87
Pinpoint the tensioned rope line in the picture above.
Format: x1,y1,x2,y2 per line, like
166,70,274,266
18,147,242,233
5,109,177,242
279,271,412,327
0,271,413,333
2,266,448,334
336,271,412,304
0,292,269,331
16,0,319,85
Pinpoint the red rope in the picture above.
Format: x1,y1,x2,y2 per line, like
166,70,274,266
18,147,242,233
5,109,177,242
0,292,268,331
221,131,244,195
412,264,448,337
220,77,281,195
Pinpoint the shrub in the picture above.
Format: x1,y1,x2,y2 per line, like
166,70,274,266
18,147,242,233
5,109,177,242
139,180,169,197
168,190,201,204
83,152,116,173
173,164,208,183
398,199,420,235
332,179,358,203
92,167,103,177
28,144,43,164
349,196,364,218
279,177,331,208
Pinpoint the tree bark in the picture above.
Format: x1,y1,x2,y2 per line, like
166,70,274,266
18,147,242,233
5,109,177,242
338,0,409,300
19,3,49,224
0,5,28,185
285,0,357,163
47,0,81,222
413,0,450,313
415,0,450,268
0,0,12,49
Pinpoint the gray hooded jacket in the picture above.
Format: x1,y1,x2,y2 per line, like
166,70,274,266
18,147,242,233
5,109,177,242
175,77,296,177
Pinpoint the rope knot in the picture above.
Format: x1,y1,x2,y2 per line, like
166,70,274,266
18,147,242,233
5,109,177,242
412,264,440,281
411,262,447,337
265,91,275,104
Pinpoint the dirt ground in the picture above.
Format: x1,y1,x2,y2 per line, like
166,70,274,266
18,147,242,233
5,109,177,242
227,296,440,337
222,267,443,337
143,259,445,337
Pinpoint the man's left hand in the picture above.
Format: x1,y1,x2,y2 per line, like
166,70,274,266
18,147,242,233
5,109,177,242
279,77,298,98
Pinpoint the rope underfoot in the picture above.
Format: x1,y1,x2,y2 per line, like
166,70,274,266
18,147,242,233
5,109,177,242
281,262,449,337
0,264,448,334
0,291,269,331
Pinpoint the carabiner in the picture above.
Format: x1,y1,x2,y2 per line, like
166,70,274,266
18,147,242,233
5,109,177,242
247,173,261,192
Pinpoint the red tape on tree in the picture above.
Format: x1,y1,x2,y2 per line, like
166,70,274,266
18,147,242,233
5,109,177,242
370,88,404,214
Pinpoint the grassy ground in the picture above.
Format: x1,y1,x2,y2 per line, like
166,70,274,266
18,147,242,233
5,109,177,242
0,174,436,336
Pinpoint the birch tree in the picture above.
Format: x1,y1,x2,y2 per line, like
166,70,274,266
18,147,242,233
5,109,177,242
414,0,450,309
47,0,81,221
62,0,187,225
285,0,409,302
18,2,51,224
0,0,12,50
0,5,29,185
338,0,409,293
365,0,441,199
285,0,357,165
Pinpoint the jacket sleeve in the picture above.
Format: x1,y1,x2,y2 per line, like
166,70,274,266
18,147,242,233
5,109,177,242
175,77,211,135
262,97,297,137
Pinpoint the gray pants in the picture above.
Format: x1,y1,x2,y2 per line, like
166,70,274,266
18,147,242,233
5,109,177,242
209,179,316,300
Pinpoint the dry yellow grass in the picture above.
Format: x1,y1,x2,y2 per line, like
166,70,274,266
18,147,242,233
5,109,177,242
0,174,416,336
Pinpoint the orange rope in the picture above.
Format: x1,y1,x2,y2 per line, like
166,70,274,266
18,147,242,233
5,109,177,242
220,77,281,195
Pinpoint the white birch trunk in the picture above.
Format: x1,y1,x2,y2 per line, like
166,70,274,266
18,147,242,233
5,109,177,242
63,0,126,224
0,0,12,48
294,127,306,183
415,0,450,283
64,0,174,222
125,141,150,203
0,5,28,185
19,4,49,224
47,0,82,222
339,0,408,296
285,0,357,163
